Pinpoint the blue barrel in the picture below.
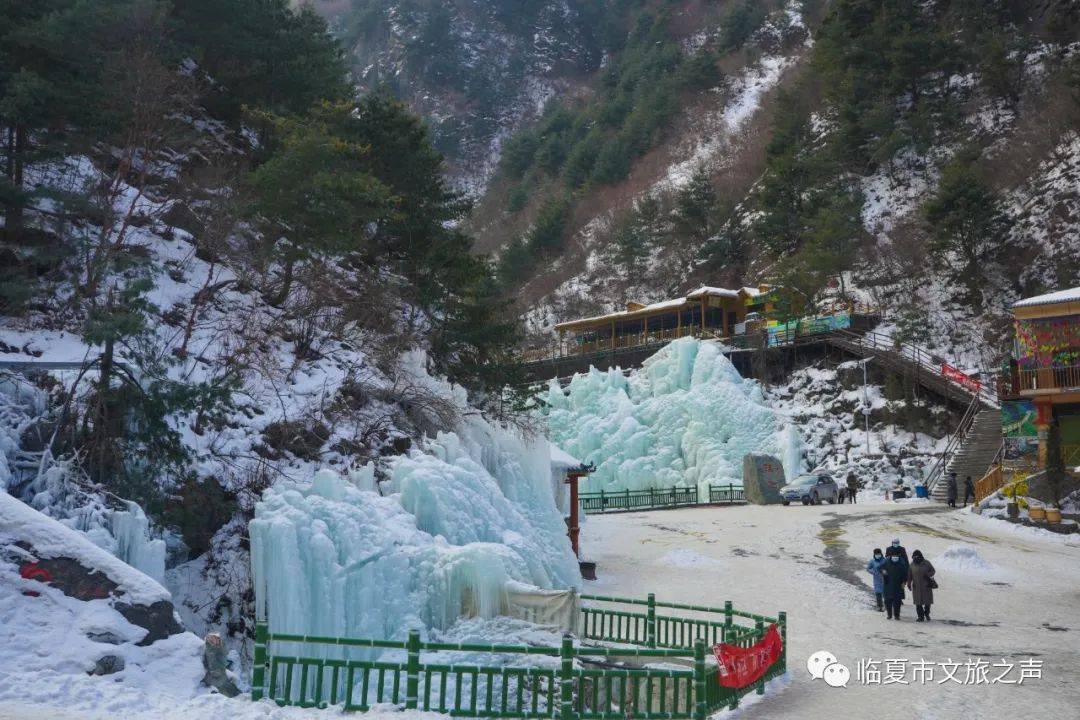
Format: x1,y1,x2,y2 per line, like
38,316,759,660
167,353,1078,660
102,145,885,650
915,485,928,499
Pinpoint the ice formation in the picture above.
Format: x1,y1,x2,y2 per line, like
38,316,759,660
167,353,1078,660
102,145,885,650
543,337,793,493
1,372,166,583
249,417,581,654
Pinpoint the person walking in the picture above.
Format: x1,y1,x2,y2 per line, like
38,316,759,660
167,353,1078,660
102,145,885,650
963,475,975,506
866,548,887,611
847,474,859,504
907,550,937,622
837,486,846,504
946,471,958,508
889,538,909,563
881,548,909,619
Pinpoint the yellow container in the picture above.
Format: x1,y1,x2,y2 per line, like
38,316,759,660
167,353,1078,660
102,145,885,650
1045,508,1062,524
1028,506,1046,521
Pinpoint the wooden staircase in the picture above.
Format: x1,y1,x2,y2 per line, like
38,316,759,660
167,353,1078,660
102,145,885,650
824,330,999,410
821,330,1004,502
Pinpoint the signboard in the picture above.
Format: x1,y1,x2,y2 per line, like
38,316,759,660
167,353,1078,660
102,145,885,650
1002,400,1037,438
713,624,783,689
1001,400,1038,462
941,363,982,394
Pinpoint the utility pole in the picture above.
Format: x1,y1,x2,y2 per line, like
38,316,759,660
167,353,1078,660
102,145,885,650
862,357,873,457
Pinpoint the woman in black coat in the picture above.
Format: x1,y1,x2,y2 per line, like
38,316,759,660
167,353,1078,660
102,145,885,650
880,549,909,619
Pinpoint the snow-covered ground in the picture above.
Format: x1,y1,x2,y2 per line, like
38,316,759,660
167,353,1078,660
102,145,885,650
582,502,1080,718
6,497,1079,718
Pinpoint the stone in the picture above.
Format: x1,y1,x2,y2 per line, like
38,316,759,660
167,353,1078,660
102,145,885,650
90,654,125,676
114,600,184,646
86,631,126,645
742,453,786,505
13,542,183,646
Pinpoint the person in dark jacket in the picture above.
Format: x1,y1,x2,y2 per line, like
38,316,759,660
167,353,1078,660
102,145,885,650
889,538,908,563
866,548,887,610
880,548,909,619
907,550,936,621
963,476,975,506
847,475,859,503
946,471,958,507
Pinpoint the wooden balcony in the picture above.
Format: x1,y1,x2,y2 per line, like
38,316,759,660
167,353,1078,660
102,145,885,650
1017,364,1080,395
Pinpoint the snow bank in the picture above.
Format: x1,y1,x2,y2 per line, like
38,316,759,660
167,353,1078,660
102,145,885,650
933,545,998,574
543,338,788,494
0,491,170,605
249,418,581,651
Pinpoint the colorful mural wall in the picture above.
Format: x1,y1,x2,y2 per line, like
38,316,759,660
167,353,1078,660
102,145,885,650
1001,400,1038,463
1014,316,1080,369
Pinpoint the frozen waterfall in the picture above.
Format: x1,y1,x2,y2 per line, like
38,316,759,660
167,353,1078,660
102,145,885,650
543,337,795,493
249,417,581,654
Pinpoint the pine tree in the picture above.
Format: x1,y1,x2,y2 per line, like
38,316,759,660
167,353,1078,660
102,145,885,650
923,148,1003,311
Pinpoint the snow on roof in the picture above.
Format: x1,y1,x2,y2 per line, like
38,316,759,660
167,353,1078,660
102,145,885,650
555,286,746,330
1012,286,1080,308
0,492,171,605
550,444,583,470
686,286,740,299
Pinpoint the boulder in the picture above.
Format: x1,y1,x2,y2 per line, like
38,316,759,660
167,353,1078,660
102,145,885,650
742,453,786,505
90,654,125,676
1,492,184,647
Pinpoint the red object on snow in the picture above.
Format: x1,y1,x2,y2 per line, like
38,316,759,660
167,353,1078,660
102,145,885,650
20,562,51,584
712,624,782,689
19,562,51,597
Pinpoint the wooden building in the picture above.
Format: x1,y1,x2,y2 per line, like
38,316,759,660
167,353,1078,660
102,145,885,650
553,285,768,354
1003,287,1080,469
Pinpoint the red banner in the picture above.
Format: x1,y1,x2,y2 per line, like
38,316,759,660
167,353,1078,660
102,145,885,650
712,624,783,689
941,363,981,394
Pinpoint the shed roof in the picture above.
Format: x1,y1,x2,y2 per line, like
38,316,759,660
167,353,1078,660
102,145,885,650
554,286,750,332
1012,287,1080,308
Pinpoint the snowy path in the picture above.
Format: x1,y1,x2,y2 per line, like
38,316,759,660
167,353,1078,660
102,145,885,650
582,501,1080,719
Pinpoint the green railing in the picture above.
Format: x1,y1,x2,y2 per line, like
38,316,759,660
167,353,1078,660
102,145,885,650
252,595,787,718
578,484,744,514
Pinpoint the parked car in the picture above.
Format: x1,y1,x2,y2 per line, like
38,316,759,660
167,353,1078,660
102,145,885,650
779,475,839,505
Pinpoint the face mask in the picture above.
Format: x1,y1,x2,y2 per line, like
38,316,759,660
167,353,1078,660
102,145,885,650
874,554,882,560
890,557,899,562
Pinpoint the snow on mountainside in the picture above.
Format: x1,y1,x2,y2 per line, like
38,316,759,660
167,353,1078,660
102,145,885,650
768,362,952,495
406,1,1079,375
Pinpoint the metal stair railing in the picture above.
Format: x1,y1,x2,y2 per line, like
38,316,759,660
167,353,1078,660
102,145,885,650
924,394,983,494
828,330,999,409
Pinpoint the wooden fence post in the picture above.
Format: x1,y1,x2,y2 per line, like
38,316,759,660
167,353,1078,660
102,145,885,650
693,639,707,720
251,622,268,701
405,629,421,710
560,634,575,720
646,593,657,648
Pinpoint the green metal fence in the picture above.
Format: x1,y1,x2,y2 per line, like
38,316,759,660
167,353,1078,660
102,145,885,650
252,595,786,718
578,485,745,514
